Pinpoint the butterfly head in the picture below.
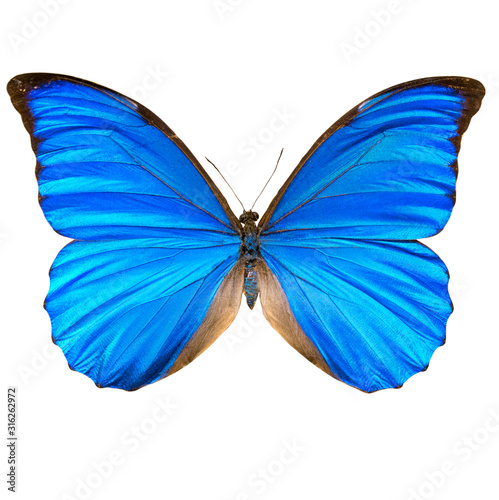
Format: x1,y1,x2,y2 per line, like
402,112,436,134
239,210,259,226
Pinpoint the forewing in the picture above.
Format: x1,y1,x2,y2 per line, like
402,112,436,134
260,77,484,239
7,73,241,239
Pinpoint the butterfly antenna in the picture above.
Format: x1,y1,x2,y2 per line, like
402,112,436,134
205,156,246,212
250,148,284,211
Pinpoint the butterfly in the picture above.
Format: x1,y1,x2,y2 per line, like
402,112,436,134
8,73,484,392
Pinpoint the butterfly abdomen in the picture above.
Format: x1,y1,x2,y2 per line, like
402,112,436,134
239,211,261,309
243,263,259,309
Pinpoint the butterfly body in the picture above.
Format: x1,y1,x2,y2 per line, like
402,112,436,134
7,73,484,391
239,210,261,309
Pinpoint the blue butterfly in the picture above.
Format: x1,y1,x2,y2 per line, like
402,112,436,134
8,74,484,392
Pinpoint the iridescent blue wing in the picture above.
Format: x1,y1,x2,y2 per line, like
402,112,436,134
258,238,450,392
8,73,243,390
8,73,240,238
258,77,484,392
47,237,242,391
260,77,484,239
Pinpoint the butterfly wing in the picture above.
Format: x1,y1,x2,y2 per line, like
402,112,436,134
8,73,243,390
47,238,242,390
258,77,484,392
260,77,484,239
8,73,240,238
259,238,450,392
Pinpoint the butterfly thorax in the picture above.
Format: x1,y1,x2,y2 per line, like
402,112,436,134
239,211,261,310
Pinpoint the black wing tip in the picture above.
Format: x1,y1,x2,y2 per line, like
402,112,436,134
367,76,486,100
7,73,77,109
397,76,485,121
8,72,94,95
433,76,485,99
7,74,67,146
7,72,174,132
7,74,33,97
357,76,486,122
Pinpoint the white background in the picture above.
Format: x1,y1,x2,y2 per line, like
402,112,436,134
1,1,499,499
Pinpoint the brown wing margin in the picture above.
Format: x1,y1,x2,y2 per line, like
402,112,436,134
257,260,333,377
258,76,485,230
7,72,242,233
168,259,244,377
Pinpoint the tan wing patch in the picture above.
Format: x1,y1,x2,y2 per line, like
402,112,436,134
257,260,332,376
168,259,244,376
